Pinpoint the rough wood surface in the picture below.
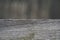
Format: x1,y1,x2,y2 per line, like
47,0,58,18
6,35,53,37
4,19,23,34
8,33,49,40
0,19,60,40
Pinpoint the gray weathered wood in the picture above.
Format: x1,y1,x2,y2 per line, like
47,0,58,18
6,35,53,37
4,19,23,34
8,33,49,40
0,19,60,40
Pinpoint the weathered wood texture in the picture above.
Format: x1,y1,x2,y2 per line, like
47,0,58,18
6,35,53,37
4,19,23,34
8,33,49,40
0,19,60,40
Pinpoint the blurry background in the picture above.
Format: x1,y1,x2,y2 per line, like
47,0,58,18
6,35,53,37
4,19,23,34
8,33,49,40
0,0,60,19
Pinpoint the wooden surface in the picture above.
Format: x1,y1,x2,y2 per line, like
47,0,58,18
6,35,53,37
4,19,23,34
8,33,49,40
0,19,60,40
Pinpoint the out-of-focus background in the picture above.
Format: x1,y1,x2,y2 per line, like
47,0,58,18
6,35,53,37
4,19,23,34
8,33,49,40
0,0,60,19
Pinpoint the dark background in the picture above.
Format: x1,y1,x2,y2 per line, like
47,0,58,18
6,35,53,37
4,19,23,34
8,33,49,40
0,0,60,19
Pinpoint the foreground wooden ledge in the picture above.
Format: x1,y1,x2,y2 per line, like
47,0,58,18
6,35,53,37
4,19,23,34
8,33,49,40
0,19,60,40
